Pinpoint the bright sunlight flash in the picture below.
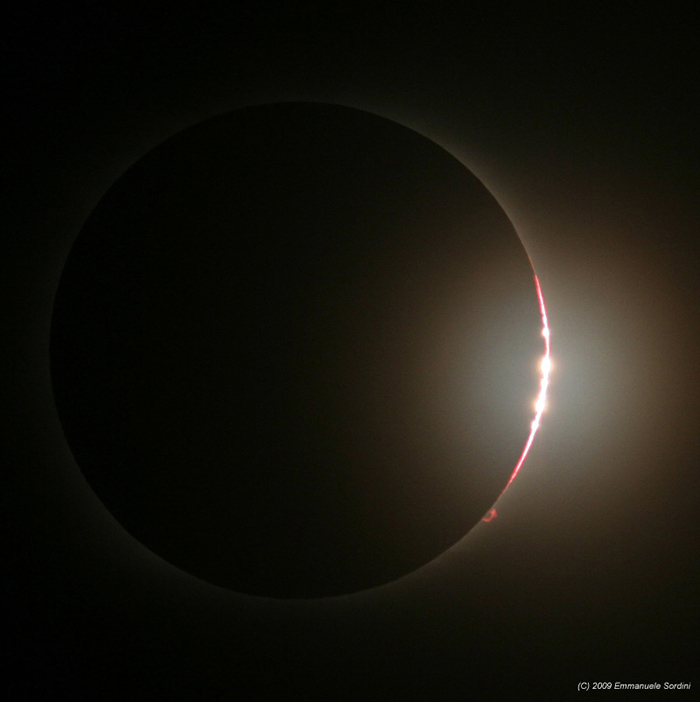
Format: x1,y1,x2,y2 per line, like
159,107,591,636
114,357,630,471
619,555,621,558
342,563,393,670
492,274,551,505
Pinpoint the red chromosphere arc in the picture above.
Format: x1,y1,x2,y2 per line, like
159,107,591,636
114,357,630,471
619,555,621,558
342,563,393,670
483,274,551,521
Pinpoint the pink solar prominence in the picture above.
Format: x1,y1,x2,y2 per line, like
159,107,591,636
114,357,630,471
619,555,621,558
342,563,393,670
483,274,551,522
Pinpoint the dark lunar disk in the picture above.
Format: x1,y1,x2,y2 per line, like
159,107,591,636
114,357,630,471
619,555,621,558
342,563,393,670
50,103,542,598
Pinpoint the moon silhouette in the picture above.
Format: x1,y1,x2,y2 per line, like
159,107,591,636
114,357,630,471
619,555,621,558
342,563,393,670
50,102,543,599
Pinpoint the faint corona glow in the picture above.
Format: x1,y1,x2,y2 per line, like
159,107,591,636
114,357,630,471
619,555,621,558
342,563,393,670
483,274,551,522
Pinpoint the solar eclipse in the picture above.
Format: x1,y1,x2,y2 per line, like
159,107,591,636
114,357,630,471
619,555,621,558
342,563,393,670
50,102,546,599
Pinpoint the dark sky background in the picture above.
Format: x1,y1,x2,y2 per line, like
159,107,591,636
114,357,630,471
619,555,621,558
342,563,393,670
3,3,699,699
